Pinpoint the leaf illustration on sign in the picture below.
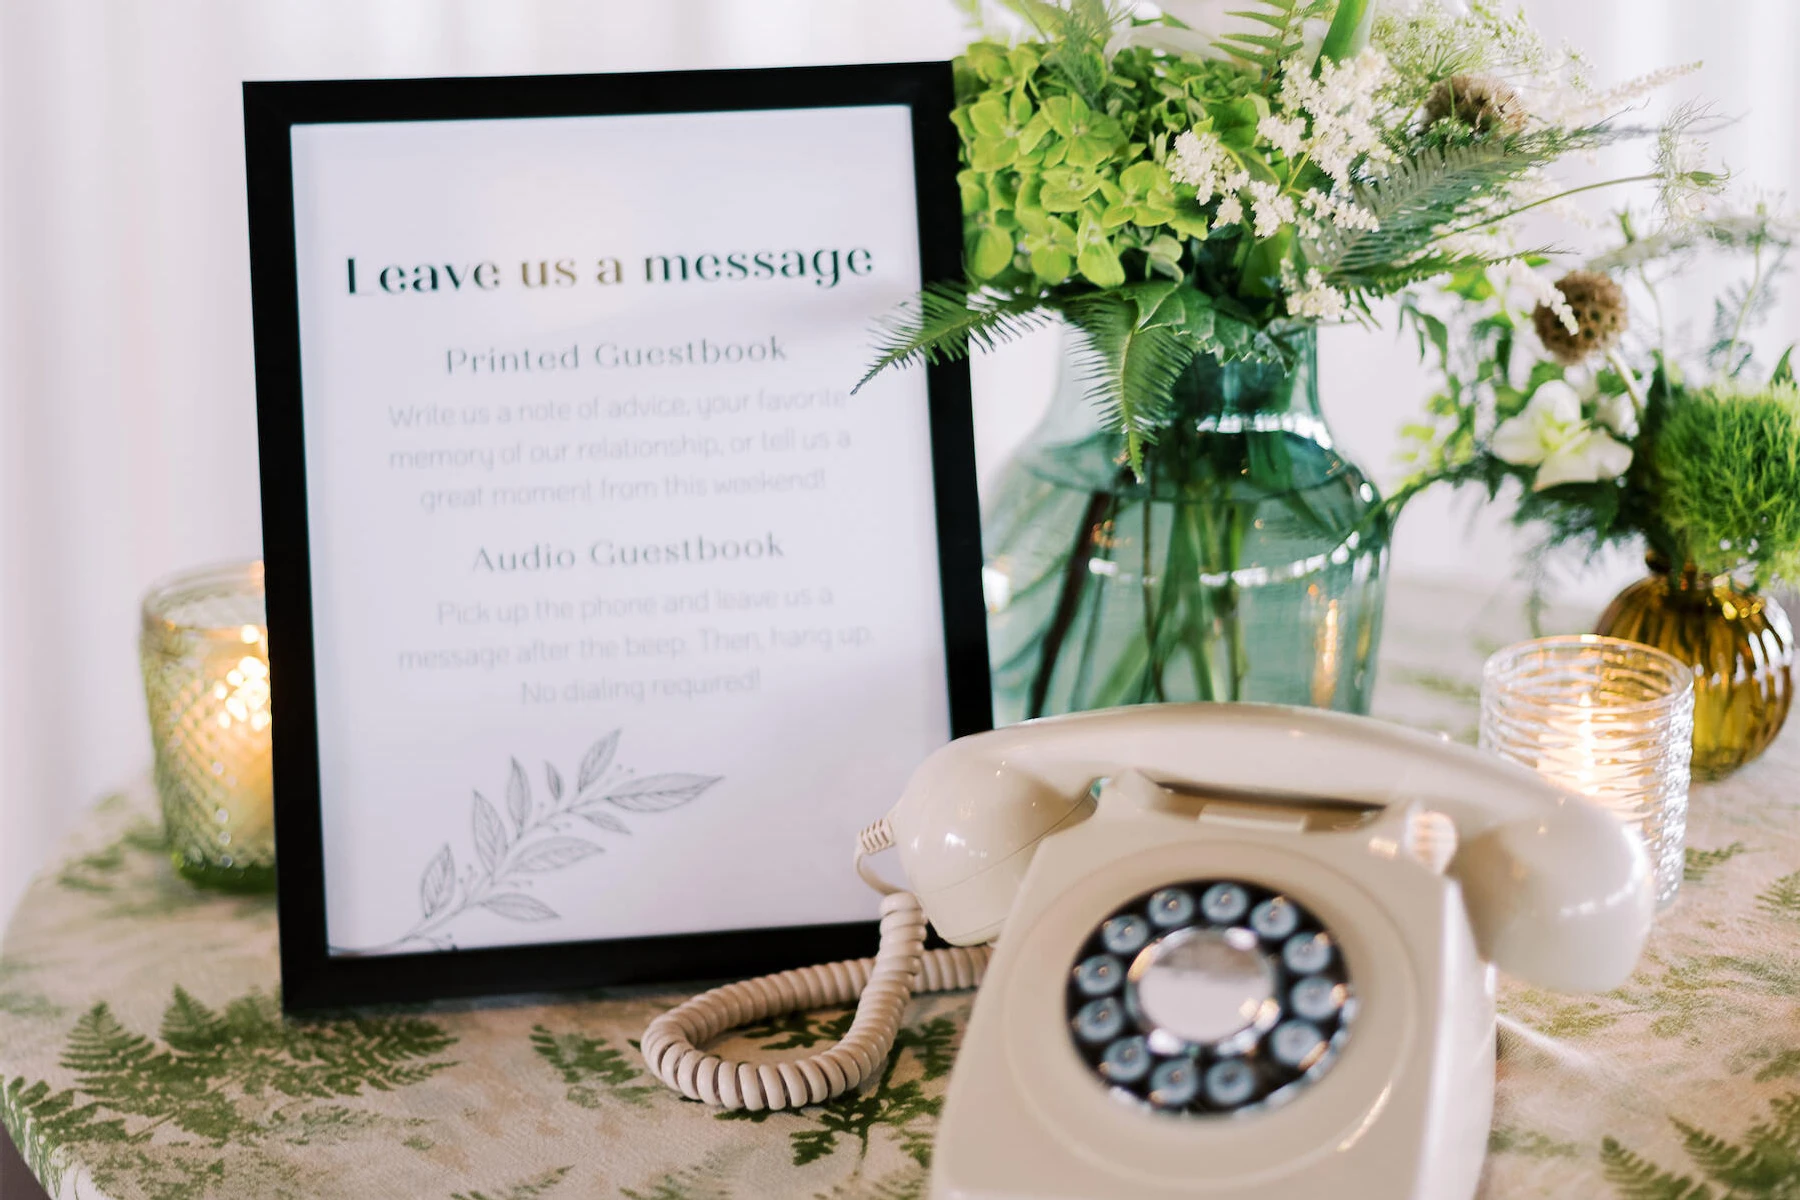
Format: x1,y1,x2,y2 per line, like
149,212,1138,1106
577,731,620,794
512,838,602,874
606,773,723,812
572,810,631,835
358,731,722,953
472,792,508,872
507,758,532,833
480,893,560,922
420,847,455,919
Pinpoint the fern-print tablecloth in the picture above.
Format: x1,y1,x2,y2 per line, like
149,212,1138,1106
3,580,1798,1200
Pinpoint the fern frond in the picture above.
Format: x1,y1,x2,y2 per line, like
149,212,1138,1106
161,986,227,1052
1599,1136,1716,1200
995,0,1126,101
1061,291,1197,477
1674,1118,1794,1191
812,1167,928,1200
1758,871,1800,920
1336,247,1554,297
619,1149,743,1200
1682,841,1748,883
1,1075,133,1196
452,1166,575,1200
1214,0,1331,78
857,284,1058,392
1307,142,1560,290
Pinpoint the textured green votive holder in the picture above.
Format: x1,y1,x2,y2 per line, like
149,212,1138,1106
139,560,277,893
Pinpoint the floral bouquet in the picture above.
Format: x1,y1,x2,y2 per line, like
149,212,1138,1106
1398,196,1800,588
863,0,1696,470
1399,194,1800,775
857,0,1703,723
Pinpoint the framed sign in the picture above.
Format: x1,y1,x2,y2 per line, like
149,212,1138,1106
244,64,991,1012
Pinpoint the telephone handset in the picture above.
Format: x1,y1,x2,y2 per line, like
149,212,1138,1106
643,704,1654,1199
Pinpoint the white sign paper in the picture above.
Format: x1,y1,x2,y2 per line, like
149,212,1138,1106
288,106,951,955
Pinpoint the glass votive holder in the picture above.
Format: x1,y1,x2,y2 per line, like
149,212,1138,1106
139,560,275,891
1480,635,1694,910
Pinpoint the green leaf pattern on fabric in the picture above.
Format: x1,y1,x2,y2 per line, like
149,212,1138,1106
450,1165,573,1200
1756,871,1800,920
1684,843,1751,883
1,986,455,1198
1602,1093,1800,1196
528,1024,658,1108
711,1012,958,1173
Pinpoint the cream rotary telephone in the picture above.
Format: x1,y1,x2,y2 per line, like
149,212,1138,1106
642,704,1655,1200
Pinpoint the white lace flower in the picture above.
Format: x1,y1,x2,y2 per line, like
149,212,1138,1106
1246,180,1298,238
1276,48,1394,187
1491,381,1633,490
1258,114,1307,159
1171,130,1246,203
1300,188,1380,232
1282,266,1349,319
1214,193,1245,228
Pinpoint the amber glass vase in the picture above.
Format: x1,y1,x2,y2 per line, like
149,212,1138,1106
1595,556,1795,781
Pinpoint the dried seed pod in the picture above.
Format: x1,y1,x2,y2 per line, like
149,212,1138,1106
1534,270,1629,366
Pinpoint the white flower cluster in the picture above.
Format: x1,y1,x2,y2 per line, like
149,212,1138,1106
1275,49,1395,190
1246,181,1298,239
1280,263,1350,320
1170,129,1249,209
1300,187,1381,234
1168,50,1396,320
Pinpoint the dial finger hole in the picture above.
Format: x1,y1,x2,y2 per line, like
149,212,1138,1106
1100,1036,1151,1084
1072,997,1126,1044
1289,975,1343,1022
1282,931,1334,974
1148,1058,1200,1109
1248,897,1299,941
1200,882,1250,924
1148,888,1196,928
1270,1020,1327,1070
1203,1059,1257,1108
1073,954,1125,997
1101,914,1151,955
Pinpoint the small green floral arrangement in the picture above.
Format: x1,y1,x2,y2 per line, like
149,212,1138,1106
1399,195,1800,586
861,0,1704,473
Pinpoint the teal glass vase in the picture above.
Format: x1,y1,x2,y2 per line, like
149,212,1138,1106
983,325,1391,723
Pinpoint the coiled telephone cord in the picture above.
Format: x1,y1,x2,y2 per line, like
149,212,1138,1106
641,818,991,1110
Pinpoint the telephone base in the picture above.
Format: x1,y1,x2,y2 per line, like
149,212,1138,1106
928,769,1500,1200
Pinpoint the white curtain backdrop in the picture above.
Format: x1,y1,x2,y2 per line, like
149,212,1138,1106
2,0,1796,921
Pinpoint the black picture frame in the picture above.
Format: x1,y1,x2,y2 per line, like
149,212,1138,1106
244,63,991,1013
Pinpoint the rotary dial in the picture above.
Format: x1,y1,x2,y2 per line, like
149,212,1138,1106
1066,879,1354,1117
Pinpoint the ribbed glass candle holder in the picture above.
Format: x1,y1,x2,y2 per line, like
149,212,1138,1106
1480,635,1694,910
139,560,275,891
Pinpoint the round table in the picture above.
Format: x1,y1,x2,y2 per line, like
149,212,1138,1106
2,581,1797,1200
